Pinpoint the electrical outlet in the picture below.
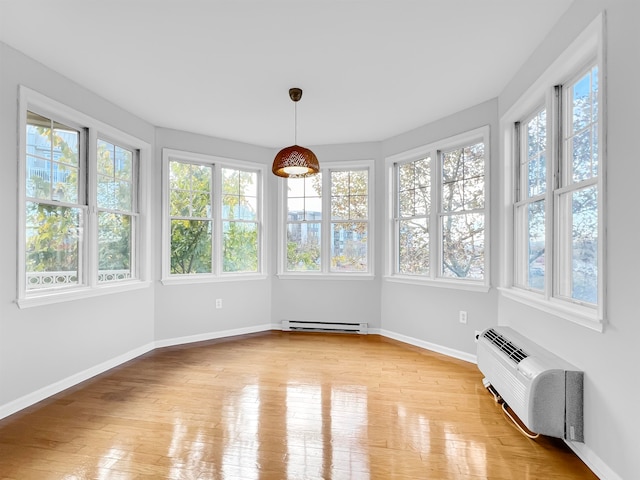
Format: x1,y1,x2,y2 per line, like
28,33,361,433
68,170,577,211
215,298,222,309
459,310,467,324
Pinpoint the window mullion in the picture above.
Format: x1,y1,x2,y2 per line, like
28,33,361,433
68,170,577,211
212,164,221,276
322,170,331,274
432,149,442,280
85,127,97,288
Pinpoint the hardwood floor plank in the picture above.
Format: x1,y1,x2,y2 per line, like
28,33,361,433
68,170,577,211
0,331,596,479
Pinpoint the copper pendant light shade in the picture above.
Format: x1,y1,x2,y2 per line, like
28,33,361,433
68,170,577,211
272,88,319,178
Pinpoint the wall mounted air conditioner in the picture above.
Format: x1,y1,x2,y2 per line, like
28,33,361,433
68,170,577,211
477,326,584,442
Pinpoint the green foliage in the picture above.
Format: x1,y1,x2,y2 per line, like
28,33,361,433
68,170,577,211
223,222,258,272
98,213,131,271
171,219,212,274
287,240,320,271
26,203,79,273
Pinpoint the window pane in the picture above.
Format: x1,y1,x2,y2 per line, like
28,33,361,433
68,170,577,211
97,140,134,212
288,175,322,220
527,200,545,290
399,189,415,218
170,219,212,274
98,212,132,282
350,195,368,219
568,66,598,184
222,168,258,222
441,213,484,280
525,109,547,197
223,221,258,273
26,156,51,199
442,180,463,212
398,218,429,275
26,112,80,204
442,143,484,213
331,170,368,220
115,146,133,180
169,161,212,219
287,223,321,271
398,158,430,218
25,202,81,290
558,186,598,304
571,128,594,183
331,222,367,272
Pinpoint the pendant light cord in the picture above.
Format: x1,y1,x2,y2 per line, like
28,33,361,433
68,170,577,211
294,101,298,145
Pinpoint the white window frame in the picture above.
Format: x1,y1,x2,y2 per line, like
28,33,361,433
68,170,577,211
498,14,606,331
276,159,375,280
161,148,266,285
17,86,152,308
384,126,491,292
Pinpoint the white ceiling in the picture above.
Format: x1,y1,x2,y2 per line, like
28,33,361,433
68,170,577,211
0,0,572,148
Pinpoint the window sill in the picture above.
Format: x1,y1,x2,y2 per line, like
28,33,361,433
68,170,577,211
498,287,604,332
16,280,152,309
383,275,491,292
161,273,268,286
276,273,375,281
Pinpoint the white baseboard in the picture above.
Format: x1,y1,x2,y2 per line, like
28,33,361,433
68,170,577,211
378,328,477,364
565,439,623,480
0,342,155,420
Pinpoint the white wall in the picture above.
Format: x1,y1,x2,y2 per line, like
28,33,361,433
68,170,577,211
0,43,156,413
498,1,640,479
153,128,274,342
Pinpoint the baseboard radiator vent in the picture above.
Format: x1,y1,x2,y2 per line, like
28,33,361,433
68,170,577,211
282,320,368,334
477,326,584,442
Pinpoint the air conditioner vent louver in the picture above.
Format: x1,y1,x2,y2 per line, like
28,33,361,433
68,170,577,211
483,328,529,364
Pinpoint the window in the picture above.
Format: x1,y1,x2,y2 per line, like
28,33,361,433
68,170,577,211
222,168,259,273
162,149,264,283
97,140,137,282
25,112,83,291
514,66,600,305
440,142,486,280
18,87,151,307
280,161,373,277
514,108,547,291
557,66,599,304
397,157,430,275
502,14,604,329
387,127,489,290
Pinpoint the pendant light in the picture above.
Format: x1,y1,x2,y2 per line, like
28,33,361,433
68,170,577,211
272,88,319,178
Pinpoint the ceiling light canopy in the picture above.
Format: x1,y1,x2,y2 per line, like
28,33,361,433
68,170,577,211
272,88,319,178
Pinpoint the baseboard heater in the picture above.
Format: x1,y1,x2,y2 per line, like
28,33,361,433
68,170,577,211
477,326,584,442
282,320,368,334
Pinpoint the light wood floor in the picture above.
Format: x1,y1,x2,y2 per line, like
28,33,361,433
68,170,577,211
0,331,596,480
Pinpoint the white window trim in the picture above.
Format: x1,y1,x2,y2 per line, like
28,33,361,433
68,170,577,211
498,13,606,331
384,126,491,292
276,159,375,279
16,87,152,309
161,148,267,285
